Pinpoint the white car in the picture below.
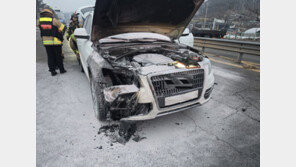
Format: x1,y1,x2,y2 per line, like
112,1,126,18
74,0,214,122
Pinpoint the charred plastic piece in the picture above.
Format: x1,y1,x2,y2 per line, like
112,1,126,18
103,85,139,103
103,85,140,120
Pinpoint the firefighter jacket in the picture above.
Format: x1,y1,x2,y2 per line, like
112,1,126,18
66,21,81,42
38,13,66,45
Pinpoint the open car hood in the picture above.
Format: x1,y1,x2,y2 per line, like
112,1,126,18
91,0,204,42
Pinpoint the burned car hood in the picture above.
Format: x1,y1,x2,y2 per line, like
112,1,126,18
91,0,204,42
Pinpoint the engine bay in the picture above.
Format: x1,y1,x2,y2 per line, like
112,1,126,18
97,43,204,72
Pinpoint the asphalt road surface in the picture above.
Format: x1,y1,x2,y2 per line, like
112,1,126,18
36,30,260,167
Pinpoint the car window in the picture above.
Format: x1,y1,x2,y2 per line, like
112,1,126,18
83,16,89,28
81,7,94,15
84,15,92,35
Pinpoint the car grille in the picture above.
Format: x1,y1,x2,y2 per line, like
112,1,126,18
150,69,204,108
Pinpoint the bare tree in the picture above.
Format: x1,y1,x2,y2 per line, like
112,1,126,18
244,0,260,21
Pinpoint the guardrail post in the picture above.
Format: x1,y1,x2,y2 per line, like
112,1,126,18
236,52,243,63
202,46,205,53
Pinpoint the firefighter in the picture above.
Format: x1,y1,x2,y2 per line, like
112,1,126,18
66,13,81,63
38,8,67,76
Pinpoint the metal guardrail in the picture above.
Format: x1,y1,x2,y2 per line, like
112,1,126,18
194,37,260,63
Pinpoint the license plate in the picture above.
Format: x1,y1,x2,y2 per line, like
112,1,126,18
165,90,198,106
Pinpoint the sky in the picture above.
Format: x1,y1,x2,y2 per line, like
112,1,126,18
43,0,96,13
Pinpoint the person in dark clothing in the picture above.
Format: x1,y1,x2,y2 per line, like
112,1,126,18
38,8,67,76
45,46,64,74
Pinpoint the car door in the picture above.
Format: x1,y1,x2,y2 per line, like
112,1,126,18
76,13,93,80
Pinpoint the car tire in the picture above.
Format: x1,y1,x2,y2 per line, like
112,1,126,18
79,60,84,73
90,76,107,121
76,54,84,73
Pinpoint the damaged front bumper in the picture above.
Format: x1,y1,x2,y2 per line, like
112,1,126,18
103,85,139,103
104,65,215,122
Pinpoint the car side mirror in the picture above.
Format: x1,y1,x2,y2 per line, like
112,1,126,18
74,28,90,39
181,28,190,36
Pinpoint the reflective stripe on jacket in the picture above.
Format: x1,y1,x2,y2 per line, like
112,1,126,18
38,17,66,45
70,34,76,42
42,37,63,45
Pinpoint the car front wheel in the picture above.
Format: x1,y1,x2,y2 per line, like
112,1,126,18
90,76,107,121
